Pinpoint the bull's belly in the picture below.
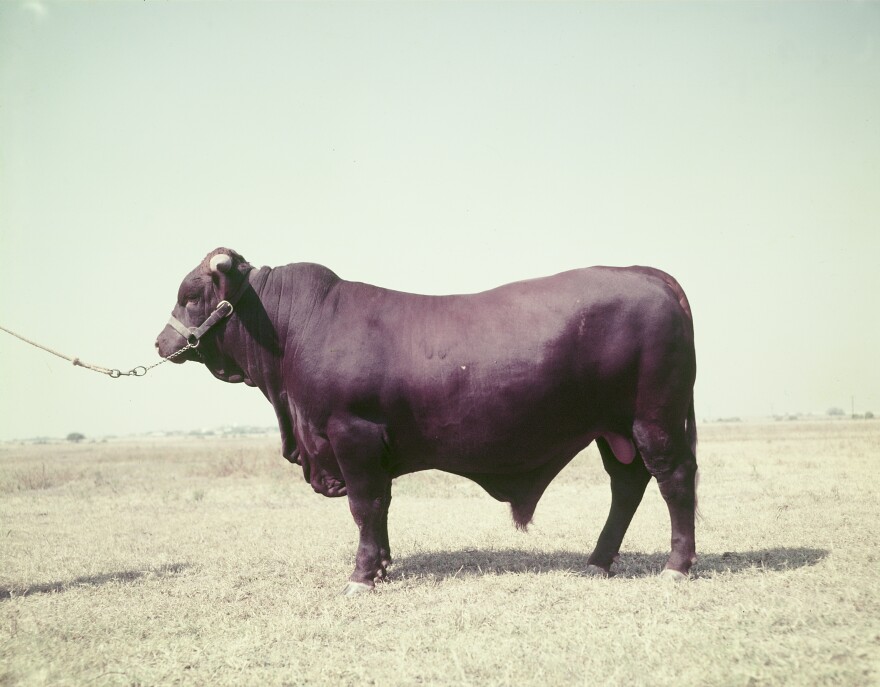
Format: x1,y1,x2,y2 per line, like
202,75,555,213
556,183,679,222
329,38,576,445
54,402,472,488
388,426,635,477
381,378,638,474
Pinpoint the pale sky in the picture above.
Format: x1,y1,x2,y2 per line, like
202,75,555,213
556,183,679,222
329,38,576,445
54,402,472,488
1,1,878,441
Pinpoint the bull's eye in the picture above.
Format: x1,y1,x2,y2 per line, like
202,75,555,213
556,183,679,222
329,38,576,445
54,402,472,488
178,292,199,307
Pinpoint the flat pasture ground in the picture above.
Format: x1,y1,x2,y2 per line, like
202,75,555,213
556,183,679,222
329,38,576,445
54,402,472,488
1,421,878,686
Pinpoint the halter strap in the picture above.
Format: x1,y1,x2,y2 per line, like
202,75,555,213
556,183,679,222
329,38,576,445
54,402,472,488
166,268,256,347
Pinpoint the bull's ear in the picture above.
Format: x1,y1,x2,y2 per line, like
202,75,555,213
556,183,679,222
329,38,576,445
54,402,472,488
210,254,233,274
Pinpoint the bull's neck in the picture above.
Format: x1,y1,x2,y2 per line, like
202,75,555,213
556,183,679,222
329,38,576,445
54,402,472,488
219,263,338,399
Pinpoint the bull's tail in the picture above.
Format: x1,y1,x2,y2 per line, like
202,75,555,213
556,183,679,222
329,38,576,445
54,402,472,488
687,395,700,518
686,395,697,458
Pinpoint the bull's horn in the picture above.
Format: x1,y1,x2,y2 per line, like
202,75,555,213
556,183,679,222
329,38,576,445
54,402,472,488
209,254,233,274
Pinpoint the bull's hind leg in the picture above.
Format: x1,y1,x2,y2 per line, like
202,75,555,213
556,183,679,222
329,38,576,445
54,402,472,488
379,480,392,571
632,420,698,580
587,438,651,576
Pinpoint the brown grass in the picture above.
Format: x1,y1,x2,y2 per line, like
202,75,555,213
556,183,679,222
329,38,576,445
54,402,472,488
1,422,878,686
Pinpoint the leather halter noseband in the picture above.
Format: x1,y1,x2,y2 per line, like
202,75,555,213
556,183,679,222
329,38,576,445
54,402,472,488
167,269,255,347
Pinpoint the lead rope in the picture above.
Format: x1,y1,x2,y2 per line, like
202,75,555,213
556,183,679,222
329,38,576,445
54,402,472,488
0,324,195,378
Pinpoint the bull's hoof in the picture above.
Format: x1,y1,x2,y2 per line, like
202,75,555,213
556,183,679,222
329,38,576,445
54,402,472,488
342,581,374,597
659,568,688,583
584,564,611,578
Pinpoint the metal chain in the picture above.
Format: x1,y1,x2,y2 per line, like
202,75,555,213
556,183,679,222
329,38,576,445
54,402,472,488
0,324,195,379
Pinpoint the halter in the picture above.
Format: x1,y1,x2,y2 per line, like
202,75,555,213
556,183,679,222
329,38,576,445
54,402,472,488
167,269,255,347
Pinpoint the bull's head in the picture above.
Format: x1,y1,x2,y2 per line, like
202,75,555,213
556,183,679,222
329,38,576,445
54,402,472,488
155,247,254,384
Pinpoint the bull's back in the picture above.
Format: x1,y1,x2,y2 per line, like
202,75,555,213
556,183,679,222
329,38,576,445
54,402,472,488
377,266,689,373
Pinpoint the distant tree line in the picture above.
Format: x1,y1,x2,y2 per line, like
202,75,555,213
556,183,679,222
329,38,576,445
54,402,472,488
827,408,874,420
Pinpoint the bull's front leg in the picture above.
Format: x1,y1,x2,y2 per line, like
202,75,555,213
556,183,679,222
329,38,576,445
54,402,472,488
328,416,393,596
343,480,392,595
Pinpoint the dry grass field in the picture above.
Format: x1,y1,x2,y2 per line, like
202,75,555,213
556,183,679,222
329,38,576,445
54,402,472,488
1,420,878,686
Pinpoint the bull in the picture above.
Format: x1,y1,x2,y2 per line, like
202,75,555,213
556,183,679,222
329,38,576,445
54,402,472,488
156,248,698,594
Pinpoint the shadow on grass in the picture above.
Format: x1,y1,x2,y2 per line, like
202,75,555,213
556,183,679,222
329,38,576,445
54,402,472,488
0,562,190,600
394,547,829,581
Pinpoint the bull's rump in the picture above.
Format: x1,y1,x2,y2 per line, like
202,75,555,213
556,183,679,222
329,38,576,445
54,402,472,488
309,266,694,474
